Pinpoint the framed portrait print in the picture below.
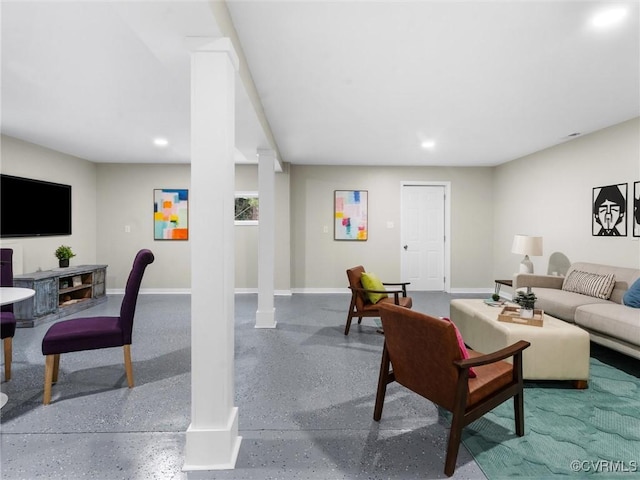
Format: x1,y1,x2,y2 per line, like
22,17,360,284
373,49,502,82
334,190,368,241
634,181,640,237
592,183,627,236
154,189,189,240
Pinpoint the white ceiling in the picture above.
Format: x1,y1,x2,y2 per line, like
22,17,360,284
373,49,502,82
2,1,639,168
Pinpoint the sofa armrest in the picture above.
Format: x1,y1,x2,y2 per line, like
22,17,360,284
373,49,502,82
513,273,564,291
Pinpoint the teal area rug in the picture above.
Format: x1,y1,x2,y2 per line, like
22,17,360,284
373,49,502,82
460,351,640,479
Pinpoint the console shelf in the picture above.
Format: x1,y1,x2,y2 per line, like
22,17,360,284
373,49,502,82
13,265,107,327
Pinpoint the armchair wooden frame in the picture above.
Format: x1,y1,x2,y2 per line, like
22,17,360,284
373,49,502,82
345,265,411,335
374,303,530,477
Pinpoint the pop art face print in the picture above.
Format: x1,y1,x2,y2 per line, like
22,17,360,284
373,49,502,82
592,184,627,237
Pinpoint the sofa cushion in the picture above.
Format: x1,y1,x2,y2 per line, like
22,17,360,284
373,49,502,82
575,303,640,345
566,262,640,305
623,277,640,308
531,288,611,323
562,270,616,300
360,272,388,304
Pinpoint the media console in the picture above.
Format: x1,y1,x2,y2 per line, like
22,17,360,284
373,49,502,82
13,265,107,327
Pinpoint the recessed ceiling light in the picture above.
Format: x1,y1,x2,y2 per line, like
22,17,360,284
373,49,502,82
592,7,628,28
153,137,169,148
421,140,436,149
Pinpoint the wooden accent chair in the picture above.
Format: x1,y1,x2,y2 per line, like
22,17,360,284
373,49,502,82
1,248,16,381
345,265,412,335
41,249,154,405
374,303,530,477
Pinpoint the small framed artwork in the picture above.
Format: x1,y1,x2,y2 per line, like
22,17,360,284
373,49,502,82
154,189,189,240
592,183,627,236
634,181,640,237
334,190,368,241
235,192,259,225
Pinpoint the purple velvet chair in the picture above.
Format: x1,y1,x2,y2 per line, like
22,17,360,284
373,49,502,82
42,249,154,405
1,248,16,381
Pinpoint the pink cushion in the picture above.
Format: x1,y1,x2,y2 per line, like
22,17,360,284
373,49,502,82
443,317,477,378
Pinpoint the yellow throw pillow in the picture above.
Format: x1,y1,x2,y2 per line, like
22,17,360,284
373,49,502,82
360,272,388,304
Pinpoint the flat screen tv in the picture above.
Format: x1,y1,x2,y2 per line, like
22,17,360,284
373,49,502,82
1,174,72,237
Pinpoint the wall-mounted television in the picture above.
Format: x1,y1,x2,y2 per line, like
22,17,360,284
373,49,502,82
1,174,72,238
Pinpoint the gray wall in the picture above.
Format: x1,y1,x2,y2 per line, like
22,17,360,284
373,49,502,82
2,116,638,292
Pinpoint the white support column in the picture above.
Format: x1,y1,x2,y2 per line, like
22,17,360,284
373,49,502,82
184,37,241,472
255,148,277,328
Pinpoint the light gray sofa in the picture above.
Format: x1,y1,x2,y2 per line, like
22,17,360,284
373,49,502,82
514,262,640,360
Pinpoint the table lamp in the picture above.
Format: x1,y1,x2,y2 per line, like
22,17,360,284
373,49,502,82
512,235,543,274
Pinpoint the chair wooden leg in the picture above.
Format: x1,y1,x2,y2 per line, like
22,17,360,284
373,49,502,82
373,344,391,421
344,314,353,335
3,337,12,381
514,392,525,436
357,316,363,324
52,354,60,383
43,354,55,405
444,413,464,477
123,345,134,388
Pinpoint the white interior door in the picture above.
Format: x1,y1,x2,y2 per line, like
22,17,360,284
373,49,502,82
401,184,446,291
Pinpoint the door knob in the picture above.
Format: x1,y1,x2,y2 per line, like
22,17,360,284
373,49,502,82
403,245,408,250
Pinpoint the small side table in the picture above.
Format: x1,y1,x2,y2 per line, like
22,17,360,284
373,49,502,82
494,279,513,296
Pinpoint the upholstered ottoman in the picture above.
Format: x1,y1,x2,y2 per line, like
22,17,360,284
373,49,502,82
450,298,590,388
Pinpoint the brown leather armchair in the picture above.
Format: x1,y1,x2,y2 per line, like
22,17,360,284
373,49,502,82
374,302,530,476
344,265,412,335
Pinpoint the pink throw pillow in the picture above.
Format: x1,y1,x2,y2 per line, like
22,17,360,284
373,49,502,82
442,317,477,378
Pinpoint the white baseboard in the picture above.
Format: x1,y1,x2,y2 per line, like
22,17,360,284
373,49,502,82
230,289,293,296
450,288,494,295
108,287,503,297
291,288,350,294
107,288,191,295
107,288,293,296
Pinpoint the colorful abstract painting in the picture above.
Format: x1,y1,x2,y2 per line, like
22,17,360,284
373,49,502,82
334,190,368,240
154,189,189,240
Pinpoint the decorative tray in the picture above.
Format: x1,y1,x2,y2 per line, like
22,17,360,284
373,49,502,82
498,306,544,327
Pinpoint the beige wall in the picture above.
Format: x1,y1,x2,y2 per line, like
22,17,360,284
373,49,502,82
229,163,291,292
4,116,637,293
96,163,191,290
235,164,259,290
0,135,98,274
274,164,292,293
289,165,495,290
1,137,291,291
96,162,291,291
493,117,640,279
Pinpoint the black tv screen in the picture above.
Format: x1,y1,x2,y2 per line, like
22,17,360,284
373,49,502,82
1,174,72,237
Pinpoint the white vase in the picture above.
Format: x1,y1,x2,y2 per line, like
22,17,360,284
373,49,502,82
520,308,534,319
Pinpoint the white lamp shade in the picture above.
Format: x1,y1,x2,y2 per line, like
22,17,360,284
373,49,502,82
511,235,543,256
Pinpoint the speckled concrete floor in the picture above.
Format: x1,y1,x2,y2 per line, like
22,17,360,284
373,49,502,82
1,292,487,480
